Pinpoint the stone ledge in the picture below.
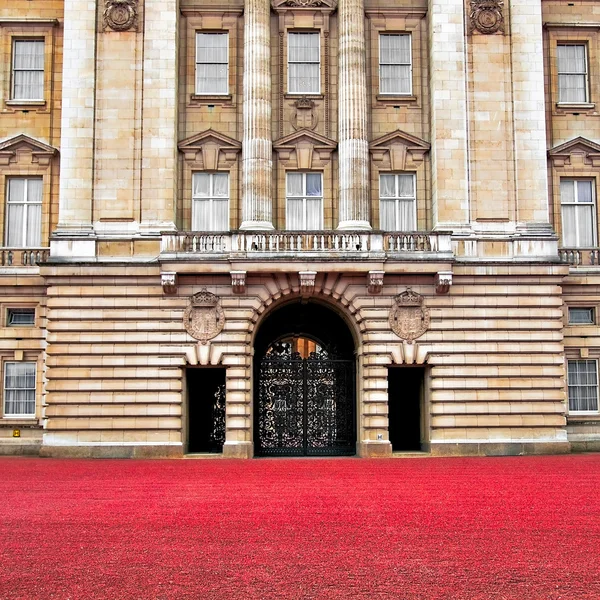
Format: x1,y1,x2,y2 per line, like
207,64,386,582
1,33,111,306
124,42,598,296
0,443,41,456
39,445,184,459
430,441,571,457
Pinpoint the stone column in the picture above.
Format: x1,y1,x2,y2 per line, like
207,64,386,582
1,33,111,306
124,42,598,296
55,0,97,236
240,0,274,230
429,0,470,230
337,0,370,230
510,0,550,228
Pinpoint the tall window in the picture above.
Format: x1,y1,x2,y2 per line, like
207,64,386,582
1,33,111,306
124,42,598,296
560,179,596,247
3,362,36,417
286,172,323,230
568,359,599,413
195,33,228,95
288,32,320,94
12,40,44,101
379,173,416,231
5,178,42,247
379,34,412,96
192,173,229,231
557,44,588,103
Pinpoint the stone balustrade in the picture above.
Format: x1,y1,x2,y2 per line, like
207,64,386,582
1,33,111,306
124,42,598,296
0,248,49,267
559,248,600,266
161,231,453,258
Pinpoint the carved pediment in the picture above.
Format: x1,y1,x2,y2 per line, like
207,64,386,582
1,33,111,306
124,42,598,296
178,129,242,170
0,134,58,167
548,136,600,167
369,130,430,171
273,129,337,169
271,0,337,11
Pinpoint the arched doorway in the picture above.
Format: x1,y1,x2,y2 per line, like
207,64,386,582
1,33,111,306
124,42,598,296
254,301,356,457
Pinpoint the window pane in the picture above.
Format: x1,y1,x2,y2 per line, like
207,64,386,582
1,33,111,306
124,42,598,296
380,65,411,95
380,198,396,230
568,359,599,412
4,362,36,416
13,71,44,100
398,199,416,230
192,198,211,230
213,174,229,197
380,175,395,198
196,33,228,64
287,173,303,196
287,198,304,230
196,64,228,95
569,308,594,325
8,179,25,203
306,174,322,197
6,204,24,246
289,63,319,94
558,45,586,74
380,34,410,65
560,180,575,204
559,74,587,103
577,181,593,203
288,33,319,62
193,173,210,197
27,178,43,203
212,199,229,231
397,174,415,197
8,308,35,326
577,205,595,247
26,204,42,247
14,41,44,70
305,198,323,229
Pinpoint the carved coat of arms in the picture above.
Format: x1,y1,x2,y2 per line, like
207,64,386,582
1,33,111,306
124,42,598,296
104,0,138,32
183,289,225,344
389,289,430,342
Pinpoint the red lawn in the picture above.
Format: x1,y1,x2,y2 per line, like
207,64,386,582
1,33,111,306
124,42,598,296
1,455,599,599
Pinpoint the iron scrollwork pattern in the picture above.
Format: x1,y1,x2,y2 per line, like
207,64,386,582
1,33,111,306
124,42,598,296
210,384,226,450
257,342,355,456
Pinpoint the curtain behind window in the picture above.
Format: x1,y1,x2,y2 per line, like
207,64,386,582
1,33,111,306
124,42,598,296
380,35,411,95
4,362,36,416
196,33,228,95
557,45,587,103
13,40,44,100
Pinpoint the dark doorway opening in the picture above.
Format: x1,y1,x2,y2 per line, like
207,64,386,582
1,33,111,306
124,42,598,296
388,367,424,451
187,367,226,453
254,301,356,457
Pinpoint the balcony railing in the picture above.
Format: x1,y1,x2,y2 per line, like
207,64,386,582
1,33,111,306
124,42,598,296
559,248,600,266
0,248,49,267
160,231,453,258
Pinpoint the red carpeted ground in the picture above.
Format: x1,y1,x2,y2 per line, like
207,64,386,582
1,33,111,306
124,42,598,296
1,455,600,599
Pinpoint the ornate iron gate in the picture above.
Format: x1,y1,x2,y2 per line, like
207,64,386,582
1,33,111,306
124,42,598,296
256,342,355,456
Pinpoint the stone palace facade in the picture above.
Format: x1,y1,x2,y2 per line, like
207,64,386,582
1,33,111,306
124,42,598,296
1,0,600,458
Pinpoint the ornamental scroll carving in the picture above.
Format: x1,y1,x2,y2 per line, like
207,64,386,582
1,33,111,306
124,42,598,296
389,289,430,343
183,289,225,344
104,0,138,32
469,0,504,35
271,0,337,8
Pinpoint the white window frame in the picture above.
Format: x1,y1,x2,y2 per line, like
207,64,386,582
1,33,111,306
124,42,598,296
191,172,230,232
379,33,412,96
287,32,321,95
557,43,589,104
560,179,597,248
3,361,36,418
567,359,599,414
379,173,417,231
11,39,44,101
286,172,324,230
5,177,43,248
195,32,229,96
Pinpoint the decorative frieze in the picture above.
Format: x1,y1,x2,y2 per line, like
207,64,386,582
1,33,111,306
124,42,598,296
183,289,225,344
160,272,177,295
103,0,138,32
469,0,504,35
389,289,430,342
231,271,247,294
271,0,337,10
368,271,384,295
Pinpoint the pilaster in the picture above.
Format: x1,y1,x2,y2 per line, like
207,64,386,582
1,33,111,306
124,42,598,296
240,0,274,231
429,0,470,231
337,0,370,230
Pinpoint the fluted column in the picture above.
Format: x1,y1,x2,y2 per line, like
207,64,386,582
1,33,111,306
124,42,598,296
240,0,274,230
337,0,370,231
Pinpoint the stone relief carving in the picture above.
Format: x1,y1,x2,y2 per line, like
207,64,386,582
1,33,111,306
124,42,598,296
183,289,225,344
291,97,318,131
161,272,177,295
469,0,504,35
104,0,138,32
272,0,337,8
389,289,430,343
368,271,384,295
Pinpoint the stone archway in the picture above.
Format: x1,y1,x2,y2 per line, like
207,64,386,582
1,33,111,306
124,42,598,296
253,300,356,456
